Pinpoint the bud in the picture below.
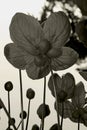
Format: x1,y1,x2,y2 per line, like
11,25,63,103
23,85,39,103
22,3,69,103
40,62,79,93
9,118,15,126
50,124,62,130
4,81,13,91
37,104,50,119
20,110,27,119
26,88,35,100
31,124,39,130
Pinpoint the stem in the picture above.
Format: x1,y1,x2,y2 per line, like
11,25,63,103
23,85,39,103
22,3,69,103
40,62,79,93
0,98,17,130
61,103,64,130
25,99,31,130
19,69,24,130
78,118,80,130
17,119,23,130
50,67,60,128
8,91,11,129
42,76,46,130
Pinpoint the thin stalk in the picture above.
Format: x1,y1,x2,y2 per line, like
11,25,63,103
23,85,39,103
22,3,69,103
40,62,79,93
61,103,64,130
19,69,24,130
17,119,23,130
0,98,17,130
41,76,46,130
50,66,60,128
78,118,80,130
8,91,11,129
25,99,31,130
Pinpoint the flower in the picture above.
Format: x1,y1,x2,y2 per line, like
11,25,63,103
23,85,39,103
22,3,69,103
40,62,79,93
48,73,75,102
57,82,87,126
4,12,78,79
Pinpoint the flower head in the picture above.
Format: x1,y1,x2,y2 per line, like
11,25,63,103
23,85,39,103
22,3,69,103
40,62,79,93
4,12,78,79
57,81,87,126
48,73,75,102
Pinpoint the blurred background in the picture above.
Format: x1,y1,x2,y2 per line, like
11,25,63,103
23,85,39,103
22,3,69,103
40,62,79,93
0,0,87,130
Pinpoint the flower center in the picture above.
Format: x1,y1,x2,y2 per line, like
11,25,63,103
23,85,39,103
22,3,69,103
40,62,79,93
57,90,67,102
38,39,51,54
34,55,49,67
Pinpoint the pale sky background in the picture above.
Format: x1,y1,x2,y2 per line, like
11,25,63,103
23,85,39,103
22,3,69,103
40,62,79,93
0,0,87,130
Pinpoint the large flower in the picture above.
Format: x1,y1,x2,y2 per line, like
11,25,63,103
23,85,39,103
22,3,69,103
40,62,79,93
4,12,78,79
57,82,87,126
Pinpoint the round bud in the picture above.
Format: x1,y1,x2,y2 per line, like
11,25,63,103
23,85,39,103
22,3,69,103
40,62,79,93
20,111,27,119
4,81,13,91
26,88,35,100
9,118,15,126
37,104,50,119
31,124,39,130
34,55,48,67
50,124,62,130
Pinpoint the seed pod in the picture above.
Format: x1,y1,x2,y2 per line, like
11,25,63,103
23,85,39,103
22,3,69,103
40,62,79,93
37,104,50,119
26,88,35,100
9,118,15,126
50,124,62,130
31,124,39,130
4,81,13,91
20,110,27,119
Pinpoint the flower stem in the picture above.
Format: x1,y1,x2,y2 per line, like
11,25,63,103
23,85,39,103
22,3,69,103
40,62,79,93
42,76,46,130
0,98,17,130
78,118,80,130
19,69,24,130
42,77,46,130
61,103,64,130
17,120,23,130
50,67,60,128
25,99,30,130
8,91,11,129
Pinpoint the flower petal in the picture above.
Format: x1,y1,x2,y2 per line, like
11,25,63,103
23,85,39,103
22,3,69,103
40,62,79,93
10,13,44,55
54,101,73,119
51,47,79,71
43,11,71,48
4,43,29,69
72,82,85,108
79,71,87,81
26,58,50,79
48,73,62,97
62,73,75,98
